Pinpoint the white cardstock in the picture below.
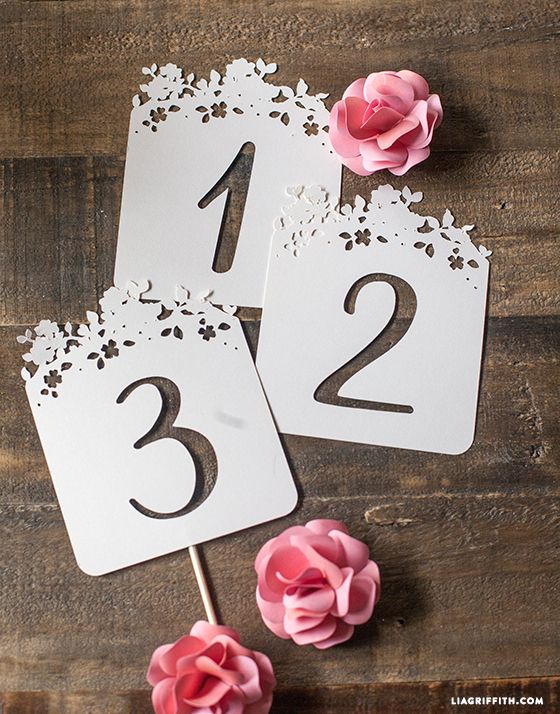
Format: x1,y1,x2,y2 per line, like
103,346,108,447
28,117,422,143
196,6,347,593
115,59,341,307
257,185,491,455
20,285,297,575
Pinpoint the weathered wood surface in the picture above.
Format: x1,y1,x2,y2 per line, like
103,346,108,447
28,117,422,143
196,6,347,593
0,0,559,711
2,677,559,713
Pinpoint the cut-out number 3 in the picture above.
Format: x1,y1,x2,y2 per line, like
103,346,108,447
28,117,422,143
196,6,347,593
314,273,417,414
117,377,217,519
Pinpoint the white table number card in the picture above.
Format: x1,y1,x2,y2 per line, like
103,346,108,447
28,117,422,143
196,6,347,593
257,185,491,455
20,284,297,575
115,59,341,307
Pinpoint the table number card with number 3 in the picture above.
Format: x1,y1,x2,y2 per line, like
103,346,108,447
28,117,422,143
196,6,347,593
257,185,491,455
20,285,297,575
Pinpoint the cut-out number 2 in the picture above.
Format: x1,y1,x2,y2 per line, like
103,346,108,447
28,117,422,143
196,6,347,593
314,273,417,414
117,377,217,519
198,142,256,274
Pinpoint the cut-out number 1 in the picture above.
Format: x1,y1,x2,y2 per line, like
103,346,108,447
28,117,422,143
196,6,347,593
314,273,417,413
117,376,217,519
198,142,256,274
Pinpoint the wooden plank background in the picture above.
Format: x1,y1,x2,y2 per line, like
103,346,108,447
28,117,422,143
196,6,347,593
0,1,559,712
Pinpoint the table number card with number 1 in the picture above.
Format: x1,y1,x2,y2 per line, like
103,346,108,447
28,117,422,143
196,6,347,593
20,285,297,575
257,185,491,455
115,59,341,307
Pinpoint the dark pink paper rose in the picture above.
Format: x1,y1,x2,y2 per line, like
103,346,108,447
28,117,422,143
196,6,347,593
329,70,443,176
147,621,275,714
255,519,380,649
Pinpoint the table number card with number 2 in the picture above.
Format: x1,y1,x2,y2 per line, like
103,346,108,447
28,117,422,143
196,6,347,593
20,284,297,575
115,58,341,307
257,185,491,455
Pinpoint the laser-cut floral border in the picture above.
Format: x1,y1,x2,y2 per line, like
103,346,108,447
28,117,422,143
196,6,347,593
19,282,237,400
276,184,492,288
131,58,331,140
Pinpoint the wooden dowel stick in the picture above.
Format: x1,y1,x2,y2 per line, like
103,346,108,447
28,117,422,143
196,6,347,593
188,545,218,625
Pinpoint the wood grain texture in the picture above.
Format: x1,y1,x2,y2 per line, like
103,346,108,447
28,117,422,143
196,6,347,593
1,152,559,325
0,0,559,158
2,678,559,713
0,0,559,712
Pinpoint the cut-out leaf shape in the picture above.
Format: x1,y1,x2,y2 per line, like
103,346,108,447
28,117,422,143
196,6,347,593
425,243,435,258
259,60,277,74
316,92,329,99
196,289,213,302
478,245,493,257
126,279,150,300
462,224,475,232
410,191,423,203
426,216,440,229
150,63,157,73
21,367,31,381
221,305,237,315
355,195,366,211
175,285,190,303
442,209,454,228
296,79,309,95
402,186,412,201
142,67,152,75
414,241,426,249
132,95,141,108
173,326,183,339
210,69,221,83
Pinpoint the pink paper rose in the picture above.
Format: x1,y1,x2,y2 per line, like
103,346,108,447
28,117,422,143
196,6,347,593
329,70,443,176
255,519,380,649
147,621,275,714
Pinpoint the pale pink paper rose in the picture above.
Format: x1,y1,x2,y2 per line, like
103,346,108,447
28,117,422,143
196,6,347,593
147,621,276,714
255,519,381,649
329,70,443,176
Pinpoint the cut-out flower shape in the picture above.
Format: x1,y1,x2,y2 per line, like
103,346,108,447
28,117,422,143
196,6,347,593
339,228,371,250
227,58,256,80
41,369,62,398
159,63,182,82
448,254,464,270
198,324,216,341
302,185,327,205
87,338,124,370
303,121,319,136
35,319,60,339
150,107,167,124
211,101,227,118
100,286,127,320
101,340,119,360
